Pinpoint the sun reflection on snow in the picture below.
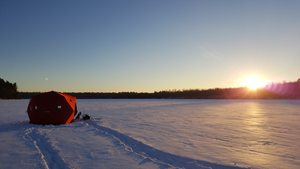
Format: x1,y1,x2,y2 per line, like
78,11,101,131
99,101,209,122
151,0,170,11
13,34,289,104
227,101,271,166
241,102,276,168
246,103,262,130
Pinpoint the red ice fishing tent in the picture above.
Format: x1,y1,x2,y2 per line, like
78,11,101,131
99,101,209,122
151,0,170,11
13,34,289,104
27,91,77,125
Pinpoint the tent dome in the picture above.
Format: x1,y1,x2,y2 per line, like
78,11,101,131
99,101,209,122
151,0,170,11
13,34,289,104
27,91,77,125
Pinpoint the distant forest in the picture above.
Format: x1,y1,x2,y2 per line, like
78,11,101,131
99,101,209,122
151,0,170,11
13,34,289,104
0,78,20,99
20,79,300,100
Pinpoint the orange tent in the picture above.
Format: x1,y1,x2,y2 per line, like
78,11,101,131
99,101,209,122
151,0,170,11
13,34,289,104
27,91,77,125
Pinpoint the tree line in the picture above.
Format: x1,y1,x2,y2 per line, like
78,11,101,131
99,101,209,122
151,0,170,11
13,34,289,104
19,79,300,99
0,78,20,99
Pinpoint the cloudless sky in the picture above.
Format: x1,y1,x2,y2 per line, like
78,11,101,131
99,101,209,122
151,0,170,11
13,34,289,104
1,0,300,92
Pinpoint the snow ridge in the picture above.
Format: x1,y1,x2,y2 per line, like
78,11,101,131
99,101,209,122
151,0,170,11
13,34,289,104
87,119,247,169
24,128,72,169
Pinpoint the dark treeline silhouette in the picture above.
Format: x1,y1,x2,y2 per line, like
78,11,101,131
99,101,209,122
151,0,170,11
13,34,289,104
20,79,300,99
0,78,20,99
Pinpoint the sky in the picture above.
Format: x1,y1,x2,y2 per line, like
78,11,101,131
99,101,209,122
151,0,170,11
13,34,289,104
1,0,300,92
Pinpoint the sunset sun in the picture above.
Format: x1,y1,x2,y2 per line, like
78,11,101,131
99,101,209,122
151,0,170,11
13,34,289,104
242,76,266,90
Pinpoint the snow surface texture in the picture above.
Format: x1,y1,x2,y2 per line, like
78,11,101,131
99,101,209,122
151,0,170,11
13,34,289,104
0,99,299,169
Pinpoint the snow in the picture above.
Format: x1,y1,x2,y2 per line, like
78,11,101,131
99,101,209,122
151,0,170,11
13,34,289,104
1,99,300,169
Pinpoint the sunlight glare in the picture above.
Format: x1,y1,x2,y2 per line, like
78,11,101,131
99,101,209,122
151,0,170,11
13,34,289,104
243,76,266,90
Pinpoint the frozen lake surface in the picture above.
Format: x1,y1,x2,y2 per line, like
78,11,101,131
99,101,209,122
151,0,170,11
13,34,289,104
0,99,299,169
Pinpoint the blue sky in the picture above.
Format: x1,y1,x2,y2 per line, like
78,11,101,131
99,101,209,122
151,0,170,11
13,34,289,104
1,0,300,92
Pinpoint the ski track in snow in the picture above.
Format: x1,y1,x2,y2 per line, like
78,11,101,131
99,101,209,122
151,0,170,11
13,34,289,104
2,119,250,169
87,118,248,169
24,127,72,169
2,120,248,169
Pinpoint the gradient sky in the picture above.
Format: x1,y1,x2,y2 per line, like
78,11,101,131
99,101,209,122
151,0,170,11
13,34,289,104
1,0,300,92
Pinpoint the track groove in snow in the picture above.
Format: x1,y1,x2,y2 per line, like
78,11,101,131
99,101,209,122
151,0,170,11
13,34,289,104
24,128,71,169
87,118,248,169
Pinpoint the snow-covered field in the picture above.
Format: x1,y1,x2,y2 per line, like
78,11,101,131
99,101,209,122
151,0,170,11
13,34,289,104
0,99,299,169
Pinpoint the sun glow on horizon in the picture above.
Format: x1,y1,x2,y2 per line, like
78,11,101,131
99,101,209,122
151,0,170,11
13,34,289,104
242,76,267,90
